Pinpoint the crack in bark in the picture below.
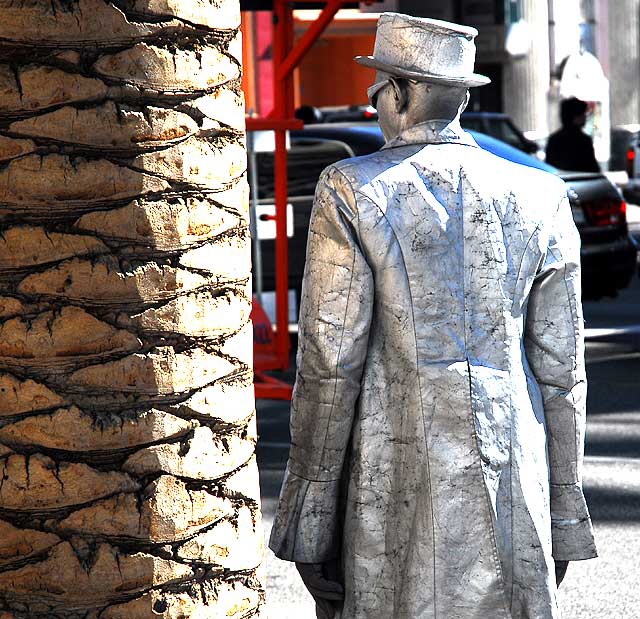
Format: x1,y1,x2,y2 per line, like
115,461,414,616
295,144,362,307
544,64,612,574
55,364,251,403
0,569,263,618
0,25,233,55
0,182,244,224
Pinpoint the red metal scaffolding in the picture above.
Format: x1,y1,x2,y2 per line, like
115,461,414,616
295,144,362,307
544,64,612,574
247,0,349,399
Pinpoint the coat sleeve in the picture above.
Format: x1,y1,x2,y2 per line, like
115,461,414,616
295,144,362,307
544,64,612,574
269,165,374,563
524,191,597,562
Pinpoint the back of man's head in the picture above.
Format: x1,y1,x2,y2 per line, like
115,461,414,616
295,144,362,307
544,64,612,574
560,97,588,127
420,82,469,121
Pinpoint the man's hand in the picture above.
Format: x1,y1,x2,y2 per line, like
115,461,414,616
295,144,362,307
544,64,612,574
555,560,569,586
296,561,344,619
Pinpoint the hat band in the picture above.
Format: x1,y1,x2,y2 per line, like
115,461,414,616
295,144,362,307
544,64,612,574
356,55,490,87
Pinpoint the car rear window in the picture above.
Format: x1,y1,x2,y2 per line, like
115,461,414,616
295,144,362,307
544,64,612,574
252,139,353,199
487,118,524,150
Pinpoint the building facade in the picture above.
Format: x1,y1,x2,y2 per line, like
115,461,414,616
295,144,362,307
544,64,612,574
242,0,640,164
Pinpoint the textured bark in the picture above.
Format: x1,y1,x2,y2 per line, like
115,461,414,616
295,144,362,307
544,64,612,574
0,0,263,617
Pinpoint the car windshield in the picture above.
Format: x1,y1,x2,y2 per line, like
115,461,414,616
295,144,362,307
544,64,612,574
468,130,557,174
487,118,525,150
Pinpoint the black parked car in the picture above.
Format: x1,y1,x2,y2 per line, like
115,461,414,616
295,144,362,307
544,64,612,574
295,104,378,124
297,107,542,156
616,124,640,204
251,123,637,307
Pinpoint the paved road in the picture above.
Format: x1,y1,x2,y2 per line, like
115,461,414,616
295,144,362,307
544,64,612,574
256,265,640,618
557,270,640,618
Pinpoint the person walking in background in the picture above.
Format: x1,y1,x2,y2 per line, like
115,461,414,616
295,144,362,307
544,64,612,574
546,97,600,172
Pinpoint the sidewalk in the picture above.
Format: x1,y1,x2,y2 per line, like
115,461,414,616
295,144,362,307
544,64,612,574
259,464,315,618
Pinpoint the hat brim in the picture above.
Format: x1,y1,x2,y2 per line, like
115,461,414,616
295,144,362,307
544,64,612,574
355,55,490,87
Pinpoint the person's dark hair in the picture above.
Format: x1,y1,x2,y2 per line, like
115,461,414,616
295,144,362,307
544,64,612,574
560,97,588,126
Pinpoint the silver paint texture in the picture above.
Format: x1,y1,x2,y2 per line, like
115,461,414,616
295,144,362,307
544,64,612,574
269,121,597,619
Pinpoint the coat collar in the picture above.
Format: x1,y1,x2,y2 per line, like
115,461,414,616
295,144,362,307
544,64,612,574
381,119,478,150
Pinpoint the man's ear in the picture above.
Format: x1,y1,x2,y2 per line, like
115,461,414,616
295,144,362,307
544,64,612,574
388,77,408,113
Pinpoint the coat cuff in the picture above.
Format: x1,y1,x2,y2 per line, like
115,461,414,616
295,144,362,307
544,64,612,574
268,468,341,563
550,483,598,561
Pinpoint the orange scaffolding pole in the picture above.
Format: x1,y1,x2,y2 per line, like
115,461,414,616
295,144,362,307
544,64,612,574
247,0,351,399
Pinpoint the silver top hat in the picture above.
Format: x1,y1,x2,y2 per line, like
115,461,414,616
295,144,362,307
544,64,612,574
355,13,490,88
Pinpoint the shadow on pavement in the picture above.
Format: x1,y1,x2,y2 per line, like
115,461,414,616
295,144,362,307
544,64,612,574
585,347,640,416
584,486,640,522
586,438,640,458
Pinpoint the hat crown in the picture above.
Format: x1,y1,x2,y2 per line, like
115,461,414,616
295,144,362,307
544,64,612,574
360,12,488,86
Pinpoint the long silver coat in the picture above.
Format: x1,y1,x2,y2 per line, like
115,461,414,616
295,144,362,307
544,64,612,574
269,121,597,619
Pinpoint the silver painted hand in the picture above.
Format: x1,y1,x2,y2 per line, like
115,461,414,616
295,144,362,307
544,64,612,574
555,560,570,586
296,561,344,619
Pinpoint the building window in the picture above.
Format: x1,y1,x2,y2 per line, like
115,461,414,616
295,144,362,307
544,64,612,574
457,0,525,26
459,0,500,25
505,0,524,24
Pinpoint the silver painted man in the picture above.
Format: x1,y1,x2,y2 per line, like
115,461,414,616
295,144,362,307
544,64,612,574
270,13,597,619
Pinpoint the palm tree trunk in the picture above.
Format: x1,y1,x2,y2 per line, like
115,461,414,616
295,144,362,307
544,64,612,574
0,1,263,617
